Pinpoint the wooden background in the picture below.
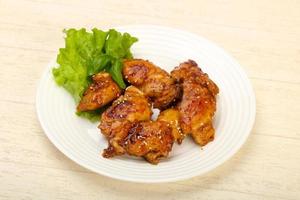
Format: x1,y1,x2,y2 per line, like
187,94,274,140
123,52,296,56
1,0,300,199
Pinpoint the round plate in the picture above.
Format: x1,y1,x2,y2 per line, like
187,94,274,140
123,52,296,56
36,25,256,183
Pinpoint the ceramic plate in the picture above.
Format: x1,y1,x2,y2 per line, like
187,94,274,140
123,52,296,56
36,25,256,183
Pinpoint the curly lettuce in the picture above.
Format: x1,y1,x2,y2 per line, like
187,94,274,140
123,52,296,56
52,28,138,121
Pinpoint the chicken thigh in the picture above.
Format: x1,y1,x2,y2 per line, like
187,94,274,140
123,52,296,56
77,72,121,112
123,59,180,109
99,86,152,157
171,60,219,146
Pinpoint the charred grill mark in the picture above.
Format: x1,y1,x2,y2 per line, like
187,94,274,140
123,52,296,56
106,101,133,119
126,64,148,84
126,123,145,144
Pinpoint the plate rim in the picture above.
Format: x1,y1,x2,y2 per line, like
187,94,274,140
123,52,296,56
36,24,256,183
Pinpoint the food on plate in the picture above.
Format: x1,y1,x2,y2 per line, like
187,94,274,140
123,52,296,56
171,60,219,146
157,108,184,144
123,59,181,109
52,28,137,121
99,59,219,163
124,121,174,164
77,72,122,112
52,28,220,164
99,85,175,164
99,86,152,158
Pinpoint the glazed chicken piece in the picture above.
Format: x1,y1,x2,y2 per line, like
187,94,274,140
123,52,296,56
171,60,219,96
171,60,219,146
124,121,174,164
99,86,152,158
99,86,175,164
157,108,184,144
77,72,121,112
123,59,181,109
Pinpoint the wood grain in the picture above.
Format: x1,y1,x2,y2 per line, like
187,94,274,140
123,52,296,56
0,0,299,199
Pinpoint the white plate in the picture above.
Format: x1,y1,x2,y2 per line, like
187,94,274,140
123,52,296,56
36,25,256,183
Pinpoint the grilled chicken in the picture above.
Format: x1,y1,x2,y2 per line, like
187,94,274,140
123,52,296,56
123,59,180,109
99,86,175,164
99,86,152,158
124,121,174,164
77,72,121,112
171,60,219,146
97,59,219,164
157,108,184,144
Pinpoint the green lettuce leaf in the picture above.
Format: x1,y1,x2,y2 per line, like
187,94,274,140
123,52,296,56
52,28,138,121
108,59,126,89
105,29,138,59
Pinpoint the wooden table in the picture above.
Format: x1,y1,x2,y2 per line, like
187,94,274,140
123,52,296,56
1,0,299,199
